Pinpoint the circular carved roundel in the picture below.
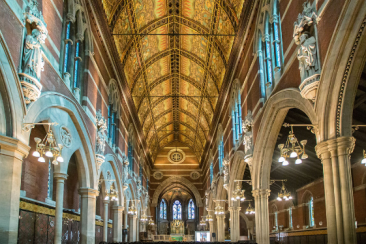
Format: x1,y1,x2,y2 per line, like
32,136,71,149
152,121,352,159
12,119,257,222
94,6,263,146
190,171,200,180
167,149,186,164
153,171,164,180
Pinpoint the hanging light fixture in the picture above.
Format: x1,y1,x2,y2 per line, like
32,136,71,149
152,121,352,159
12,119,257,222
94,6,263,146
245,202,255,215
362,150,366,166
277,181,292,201
214,201,225,215
205,209,214,222
278,126,307,166
148,217,155,226
231,181,245,201
200,216,207,226
32,124,64,165
140,208,148,222
105,184,119,202
128,200,138,215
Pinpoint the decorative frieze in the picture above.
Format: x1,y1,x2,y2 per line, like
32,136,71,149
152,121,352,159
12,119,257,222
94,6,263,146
293,1,321,102
19,0,48,104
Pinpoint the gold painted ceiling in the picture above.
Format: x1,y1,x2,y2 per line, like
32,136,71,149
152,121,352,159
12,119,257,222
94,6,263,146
101,0,245,160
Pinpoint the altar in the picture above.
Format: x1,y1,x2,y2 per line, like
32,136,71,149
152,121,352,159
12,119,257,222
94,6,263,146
170,220,185,235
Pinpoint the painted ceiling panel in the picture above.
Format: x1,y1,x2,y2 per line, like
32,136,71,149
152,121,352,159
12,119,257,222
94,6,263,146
102,0,245,161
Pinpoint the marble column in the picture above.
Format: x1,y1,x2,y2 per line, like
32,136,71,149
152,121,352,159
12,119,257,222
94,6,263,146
79,187,99,244
112,205,124,242
316,137,357,244
103,200,110,242
129,214,137,242
216,214,225,242
54,173,68,244
229,204,241,242
0,136,29,244
253,189,270,244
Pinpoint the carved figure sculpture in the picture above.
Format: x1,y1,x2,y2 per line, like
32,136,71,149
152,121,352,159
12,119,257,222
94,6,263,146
22,29,44,81
95,110,107,172
223,156,230,190
293,1,320,101
243,110,253,155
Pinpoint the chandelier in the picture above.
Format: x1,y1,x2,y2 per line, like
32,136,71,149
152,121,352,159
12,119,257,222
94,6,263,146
148,217,155,225
362,150,366,166
128,200,138,215
205,211,214,222
200,217,206,226
231,181,245,201
277,181,292,201
32,124,64,164
140,209,148,222
104,184,118,201
278,126,308,166
214,202,225,215
245,202,255,215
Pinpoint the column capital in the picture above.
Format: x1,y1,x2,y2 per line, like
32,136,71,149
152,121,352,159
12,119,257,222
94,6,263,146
0,135,30,160
112,205,124,211
103,199,110,205
129,214,138,219
78,187,99,197
54,172,68,180
228,206,241,211
315,136,355,159
216,214,225,220
252,189,270,197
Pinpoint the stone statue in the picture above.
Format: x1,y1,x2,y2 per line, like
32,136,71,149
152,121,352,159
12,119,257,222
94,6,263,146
243,110,253,155
293,1,320,101
297,32,318,82
19,0,48,104
95,110,107,173
223,156,230,190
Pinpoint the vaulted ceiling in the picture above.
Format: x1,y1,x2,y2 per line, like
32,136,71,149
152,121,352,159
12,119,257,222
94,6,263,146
101,0,245,161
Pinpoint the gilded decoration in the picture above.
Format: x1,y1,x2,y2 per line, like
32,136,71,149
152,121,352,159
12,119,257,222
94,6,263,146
101,0,245,159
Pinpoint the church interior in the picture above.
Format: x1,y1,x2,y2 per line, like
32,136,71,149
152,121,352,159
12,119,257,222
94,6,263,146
1,0,366,244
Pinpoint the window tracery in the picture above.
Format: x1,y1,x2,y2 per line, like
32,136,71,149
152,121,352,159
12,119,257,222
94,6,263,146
188,199,195,219
160,199,167,219
230,80,243,143
173,200,182,220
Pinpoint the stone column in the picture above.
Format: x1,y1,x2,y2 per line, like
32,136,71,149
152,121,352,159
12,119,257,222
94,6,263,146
103,200,110,242
129,214,137,242
216,215,225,242
229,204,241,242
209,220,215,242
0,136,29,244
252,189,270,244
54,173,68,244
113,205,124,242
316,137,357,244
79,188,99,244
123,211,128,242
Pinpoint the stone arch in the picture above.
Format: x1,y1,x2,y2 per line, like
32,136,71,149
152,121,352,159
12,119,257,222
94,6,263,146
151,176,203,207
24,92,97,189
301,190,314,204
251,88,318,190
228,150,247,207
104,154,124,205
0,33,27,140
315,1,366,140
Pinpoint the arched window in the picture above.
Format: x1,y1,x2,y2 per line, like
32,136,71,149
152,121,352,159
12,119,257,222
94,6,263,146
217,124,224,170
188,199,195,219
309,196,314,227
230,80,243,143
173,200,182,220
108,81,120,147
60,1,91,102
210,162,214,184
256,0,283,99
288,207,293,229
128,124,134,171
107,104,117,144
160,199,167,219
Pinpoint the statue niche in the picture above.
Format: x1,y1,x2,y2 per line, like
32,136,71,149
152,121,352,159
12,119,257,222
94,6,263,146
293,1,321,102
19,0,48,104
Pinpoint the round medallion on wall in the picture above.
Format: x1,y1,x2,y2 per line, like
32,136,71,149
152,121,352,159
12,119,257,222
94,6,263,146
60,126,72,147
167,149,186,164
190,171,200,180
153,171,164,180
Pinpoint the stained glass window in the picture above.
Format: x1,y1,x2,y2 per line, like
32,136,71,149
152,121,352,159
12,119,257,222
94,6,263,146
63,22,71,73
309,197,314,227
160,199,167,219
73,41,80,88
210,163,213,184
289,207,293,228
173,200,182,220
232,91,242,143
218,138,224,170
188,199,195,219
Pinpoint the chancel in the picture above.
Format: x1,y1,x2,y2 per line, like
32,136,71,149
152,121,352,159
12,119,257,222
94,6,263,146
1,0,366,244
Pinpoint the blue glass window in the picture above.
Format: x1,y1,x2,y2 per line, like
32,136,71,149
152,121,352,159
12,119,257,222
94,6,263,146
128,142,133,171
108,104,117,144
264,39,273,84
289,208,293,228
218,138,224,170
63,22,71,73
210,163,213,184
309,197,314,227
173,200,182,220
160,199,167,219
73,41,80,88
232,92,243,143
188,199,195,219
